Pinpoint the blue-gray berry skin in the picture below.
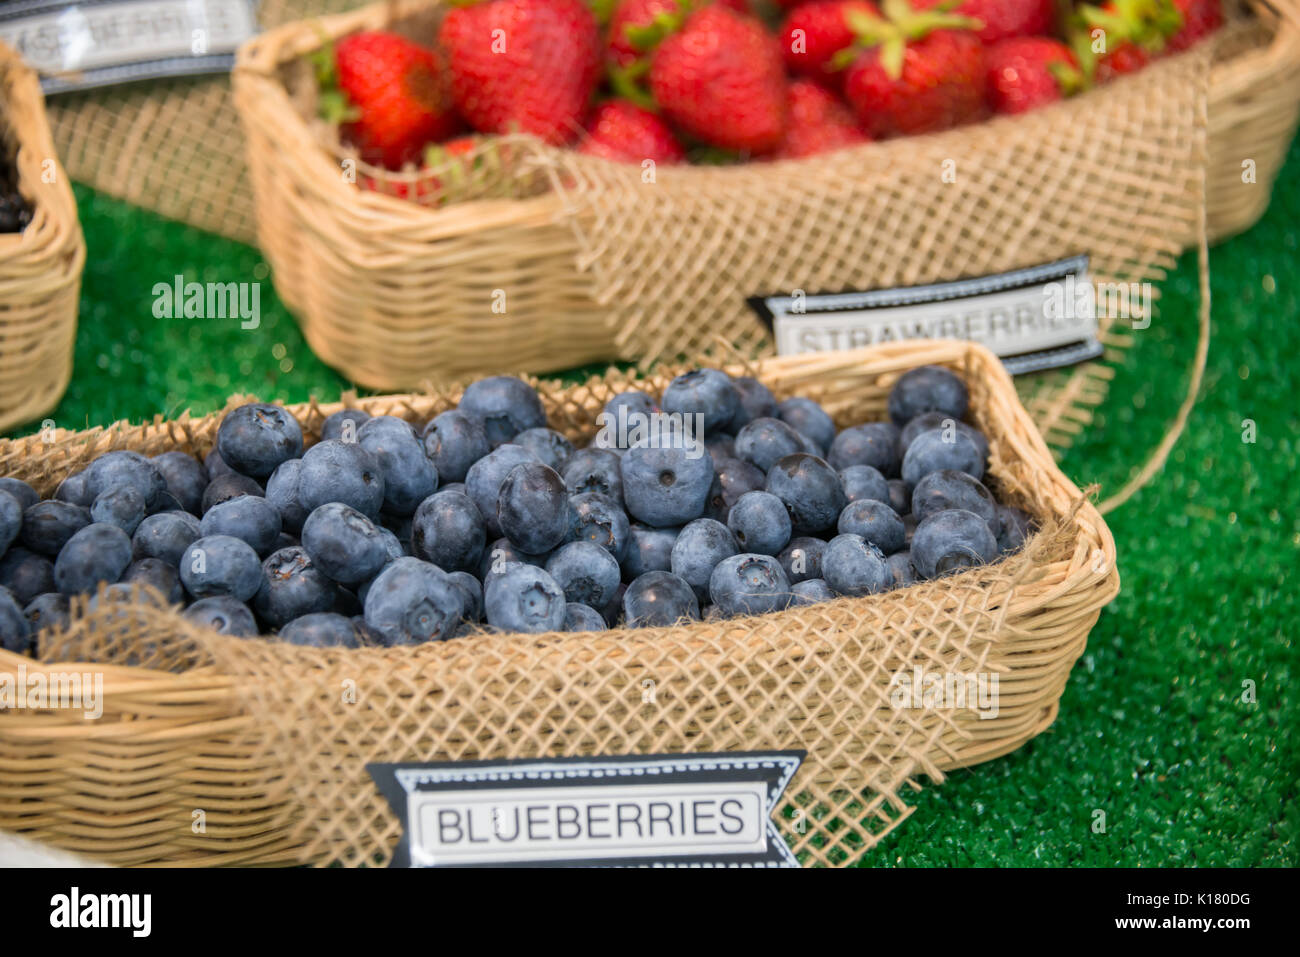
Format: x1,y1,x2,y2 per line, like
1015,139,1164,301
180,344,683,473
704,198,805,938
358,415,438,517
911,509,998,579
458,376,547,447
600,582,628,626
0,548,55,605
837,499,907,555
332,585,363,618
661,369,740,435
266,459,309,535
598,391,660,451
253,546,337,627
131,511,201,566
179,535,263,602
708,553,792,617
0,489,21,554
830,423,901,477
24,592,70,634
900,428,986,486
216,403,304,480
301,502,390,587
0,478,37,512
563,602,606,632
447,570,483,622
623,571,700,627
777,536,826,584
422,410,491,484
279,612,362,648
364,557,466,644
411,490,486,574
21,501,91,557
899,412,990,463
888,479,912,515
705,434,737,469
911,470,1000,537
765,453,846,537
0,587,33,653
512,427,574,470
622,524,679,582
201,472,264,515
727,490,792,556
561,447,624,506
465,443,539,540
183,596,258,636
621,441,714,528
498,463,570,554
704,456,766,523
789,578,835,606
122,558,184,604
201,494,282,557
478,537,551,581
151,452,208,515
440,482,466,496
567,492,631,562
777,397,836,454
903,512,918,547
670,518,738,603
83,451,167,510
147,490,188,516
296,440,386,520
733,418,809,473
887,365,970,426
887,551,917,588
730,376,779,431
54,471,94,507
53,523,133,595
996,505,1035,553
484,562,566,634
320,408,371,443
545,541,621,609
204,449,233,479
838,465,891,508
822,534,891,598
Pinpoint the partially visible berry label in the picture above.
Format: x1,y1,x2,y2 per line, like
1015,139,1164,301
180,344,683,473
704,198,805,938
749,255,1105,375
368,750,804,868
0,0,257,94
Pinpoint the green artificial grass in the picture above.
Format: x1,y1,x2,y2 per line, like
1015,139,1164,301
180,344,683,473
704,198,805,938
6,137,1297,868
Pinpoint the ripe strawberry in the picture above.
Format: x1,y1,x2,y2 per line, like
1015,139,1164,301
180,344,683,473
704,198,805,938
915,0,1056,43
780,1,879,86
649,6,787,154
1166,0,1222,52
578,101,686,163
358,137,479,202
607,0,687,70
332,32,460,169
985,37,1084,114
1070,0,1182,83
439,0,602,145
774,80,868,158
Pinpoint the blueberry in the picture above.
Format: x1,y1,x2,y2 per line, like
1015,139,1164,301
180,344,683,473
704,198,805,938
146,490,187,516
411,490,486,574
253,546,337,627
727,490,792,556
733,418,808,473
266,459,308,535
512,427,573,470
483,562,566,634
151,452,208,515
54,471,93,507
478,537,550,581
839,464,891,506
703,456,766,523
911,509,998,579
0,587,33,653
280,613,363,648
903,512,918,547
0,489,21,554
179,535,262,601
422,410,491,483
705,434,737,469
996,505,1035,553
562,602,606,631
601,582,628,626
623,571,699,627
183,596,258,636
54,523,133,595
597,391,660,450
301,503,390,586
661,369,739,434
886,551,916,588
837,499,906,554
888,479,912,515
911,470,1000,538
0,548,54,605
621,440,714,527
777,536,826,583
887,365,969,426
204,448,234,479
545,541,621,609
0,478,37,512
297,440,385,519
498,463,570,554
201,494,282,556
789,578,834,606
764,453,846,536
829,423,901,477
622,524,678,581
447,570,483,622
458,376,547,447
670,518,737,602
358,415,438,516
21,501,91,557
83,451,167,509
320,408,371,443
333,586,363,618
132,511,201,566
777,397,836,454
351,615,385,645
122,558,184,604
822,534,890,597
731,376,779,430
440,482,466,496
465,444,539,539
899,412,990,463
24,592,70,634
200,472,264,516
364,557,466,644
216,403,304,479
708,554,792,617
560,447,624,505
900,428,986,486
567,492,631,561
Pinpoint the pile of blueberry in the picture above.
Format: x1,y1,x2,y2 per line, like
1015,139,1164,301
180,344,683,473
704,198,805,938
0,365,1035,653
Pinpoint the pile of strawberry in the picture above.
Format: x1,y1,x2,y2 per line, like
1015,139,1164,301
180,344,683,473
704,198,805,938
324,0,1221,174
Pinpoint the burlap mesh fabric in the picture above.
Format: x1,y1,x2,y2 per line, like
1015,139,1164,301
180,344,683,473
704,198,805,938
0,342,1120,866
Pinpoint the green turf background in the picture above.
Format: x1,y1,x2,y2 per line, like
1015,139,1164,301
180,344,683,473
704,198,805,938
5,135,1297,868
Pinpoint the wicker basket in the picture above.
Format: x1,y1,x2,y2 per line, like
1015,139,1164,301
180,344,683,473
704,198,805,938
0,340,1119,867
0,44,84,434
